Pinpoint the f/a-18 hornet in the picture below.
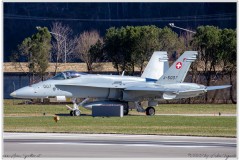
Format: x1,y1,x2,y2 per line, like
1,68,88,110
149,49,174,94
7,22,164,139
10,51,231,116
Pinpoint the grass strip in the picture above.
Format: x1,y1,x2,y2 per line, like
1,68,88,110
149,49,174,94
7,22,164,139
4,115,236,137
4,103,236,115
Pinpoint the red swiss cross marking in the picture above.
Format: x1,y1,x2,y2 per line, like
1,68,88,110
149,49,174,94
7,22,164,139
176,62,182,69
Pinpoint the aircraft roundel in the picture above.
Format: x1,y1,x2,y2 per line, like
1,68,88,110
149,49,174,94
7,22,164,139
176,62,182,69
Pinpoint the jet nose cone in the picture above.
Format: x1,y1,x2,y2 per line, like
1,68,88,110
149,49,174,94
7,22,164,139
10,86,35,98
10,91,16,97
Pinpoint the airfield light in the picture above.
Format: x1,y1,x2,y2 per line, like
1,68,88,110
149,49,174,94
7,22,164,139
54,115,60,123
168,23,196,34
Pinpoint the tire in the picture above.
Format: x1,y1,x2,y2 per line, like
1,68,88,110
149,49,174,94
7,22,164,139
123,104,129,115
124,108,129,115
70,110,74,116
146,107,155,116
73,110,81,116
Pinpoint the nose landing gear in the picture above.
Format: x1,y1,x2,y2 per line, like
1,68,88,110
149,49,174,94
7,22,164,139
66,98,89,116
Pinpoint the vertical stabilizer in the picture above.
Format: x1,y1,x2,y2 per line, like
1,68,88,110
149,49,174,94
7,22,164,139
141,51,169,80
157,51,198,84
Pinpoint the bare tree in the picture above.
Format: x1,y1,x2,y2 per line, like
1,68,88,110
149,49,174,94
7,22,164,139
51,22,78,74
75,30,103,72
179,30,194,51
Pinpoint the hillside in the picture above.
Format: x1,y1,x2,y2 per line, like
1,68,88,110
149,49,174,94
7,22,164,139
4,2,236,62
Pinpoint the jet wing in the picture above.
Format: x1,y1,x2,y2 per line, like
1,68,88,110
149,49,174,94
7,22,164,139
56,82,231,92
125,85,231,93
178,85,231,93
125,86,202,93
124,86,177,92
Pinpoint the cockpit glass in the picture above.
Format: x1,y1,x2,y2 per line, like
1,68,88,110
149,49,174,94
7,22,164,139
51,73,66,80
51,71,85,80
64,71,81,79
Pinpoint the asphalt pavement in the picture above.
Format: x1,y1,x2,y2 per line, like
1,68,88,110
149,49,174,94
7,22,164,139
3,132,237,158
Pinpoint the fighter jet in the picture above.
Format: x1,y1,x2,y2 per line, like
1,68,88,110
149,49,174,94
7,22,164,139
10,51,231,116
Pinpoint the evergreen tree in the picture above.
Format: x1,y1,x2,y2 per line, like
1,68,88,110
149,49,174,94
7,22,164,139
12,27,51,83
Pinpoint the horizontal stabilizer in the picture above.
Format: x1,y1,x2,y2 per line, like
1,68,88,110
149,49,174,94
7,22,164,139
206,85,231,91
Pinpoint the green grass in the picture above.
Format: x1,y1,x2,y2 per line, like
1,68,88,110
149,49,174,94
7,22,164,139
156,104,236,114
3,100,236,137
4,100,236,115
4,116,236,137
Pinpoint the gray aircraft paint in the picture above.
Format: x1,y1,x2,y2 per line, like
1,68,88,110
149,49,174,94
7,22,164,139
157,51,198,84
141,51,169,80
10,51,231,114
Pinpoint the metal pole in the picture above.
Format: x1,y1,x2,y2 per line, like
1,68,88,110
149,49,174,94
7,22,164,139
49,31,66,63
65,40,66,63
36,27,67,63
12,82,15,105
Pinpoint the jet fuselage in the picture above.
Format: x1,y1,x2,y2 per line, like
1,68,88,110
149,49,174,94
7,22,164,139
11,72,205,101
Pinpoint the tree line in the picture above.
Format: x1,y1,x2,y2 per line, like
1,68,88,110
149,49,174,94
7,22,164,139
11,23,236,103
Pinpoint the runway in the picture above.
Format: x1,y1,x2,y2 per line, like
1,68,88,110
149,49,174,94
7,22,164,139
4,132,236,158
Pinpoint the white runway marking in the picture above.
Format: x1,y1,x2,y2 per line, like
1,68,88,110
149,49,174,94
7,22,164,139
20,142,221,148
126,144,217,148
23,142,114,146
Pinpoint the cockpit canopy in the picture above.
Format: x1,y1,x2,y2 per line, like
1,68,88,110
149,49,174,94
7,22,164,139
51,71,87,80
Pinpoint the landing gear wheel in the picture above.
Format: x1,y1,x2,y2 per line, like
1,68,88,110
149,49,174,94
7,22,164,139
70,110,74,116
146,107,155,116
123,104,129,115
124,108,129,115
73,110,81,116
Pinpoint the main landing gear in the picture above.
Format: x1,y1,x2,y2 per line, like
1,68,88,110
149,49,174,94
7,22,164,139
146,107,155,116
66,98,89,116
121,102,129,116
134,101,156,116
